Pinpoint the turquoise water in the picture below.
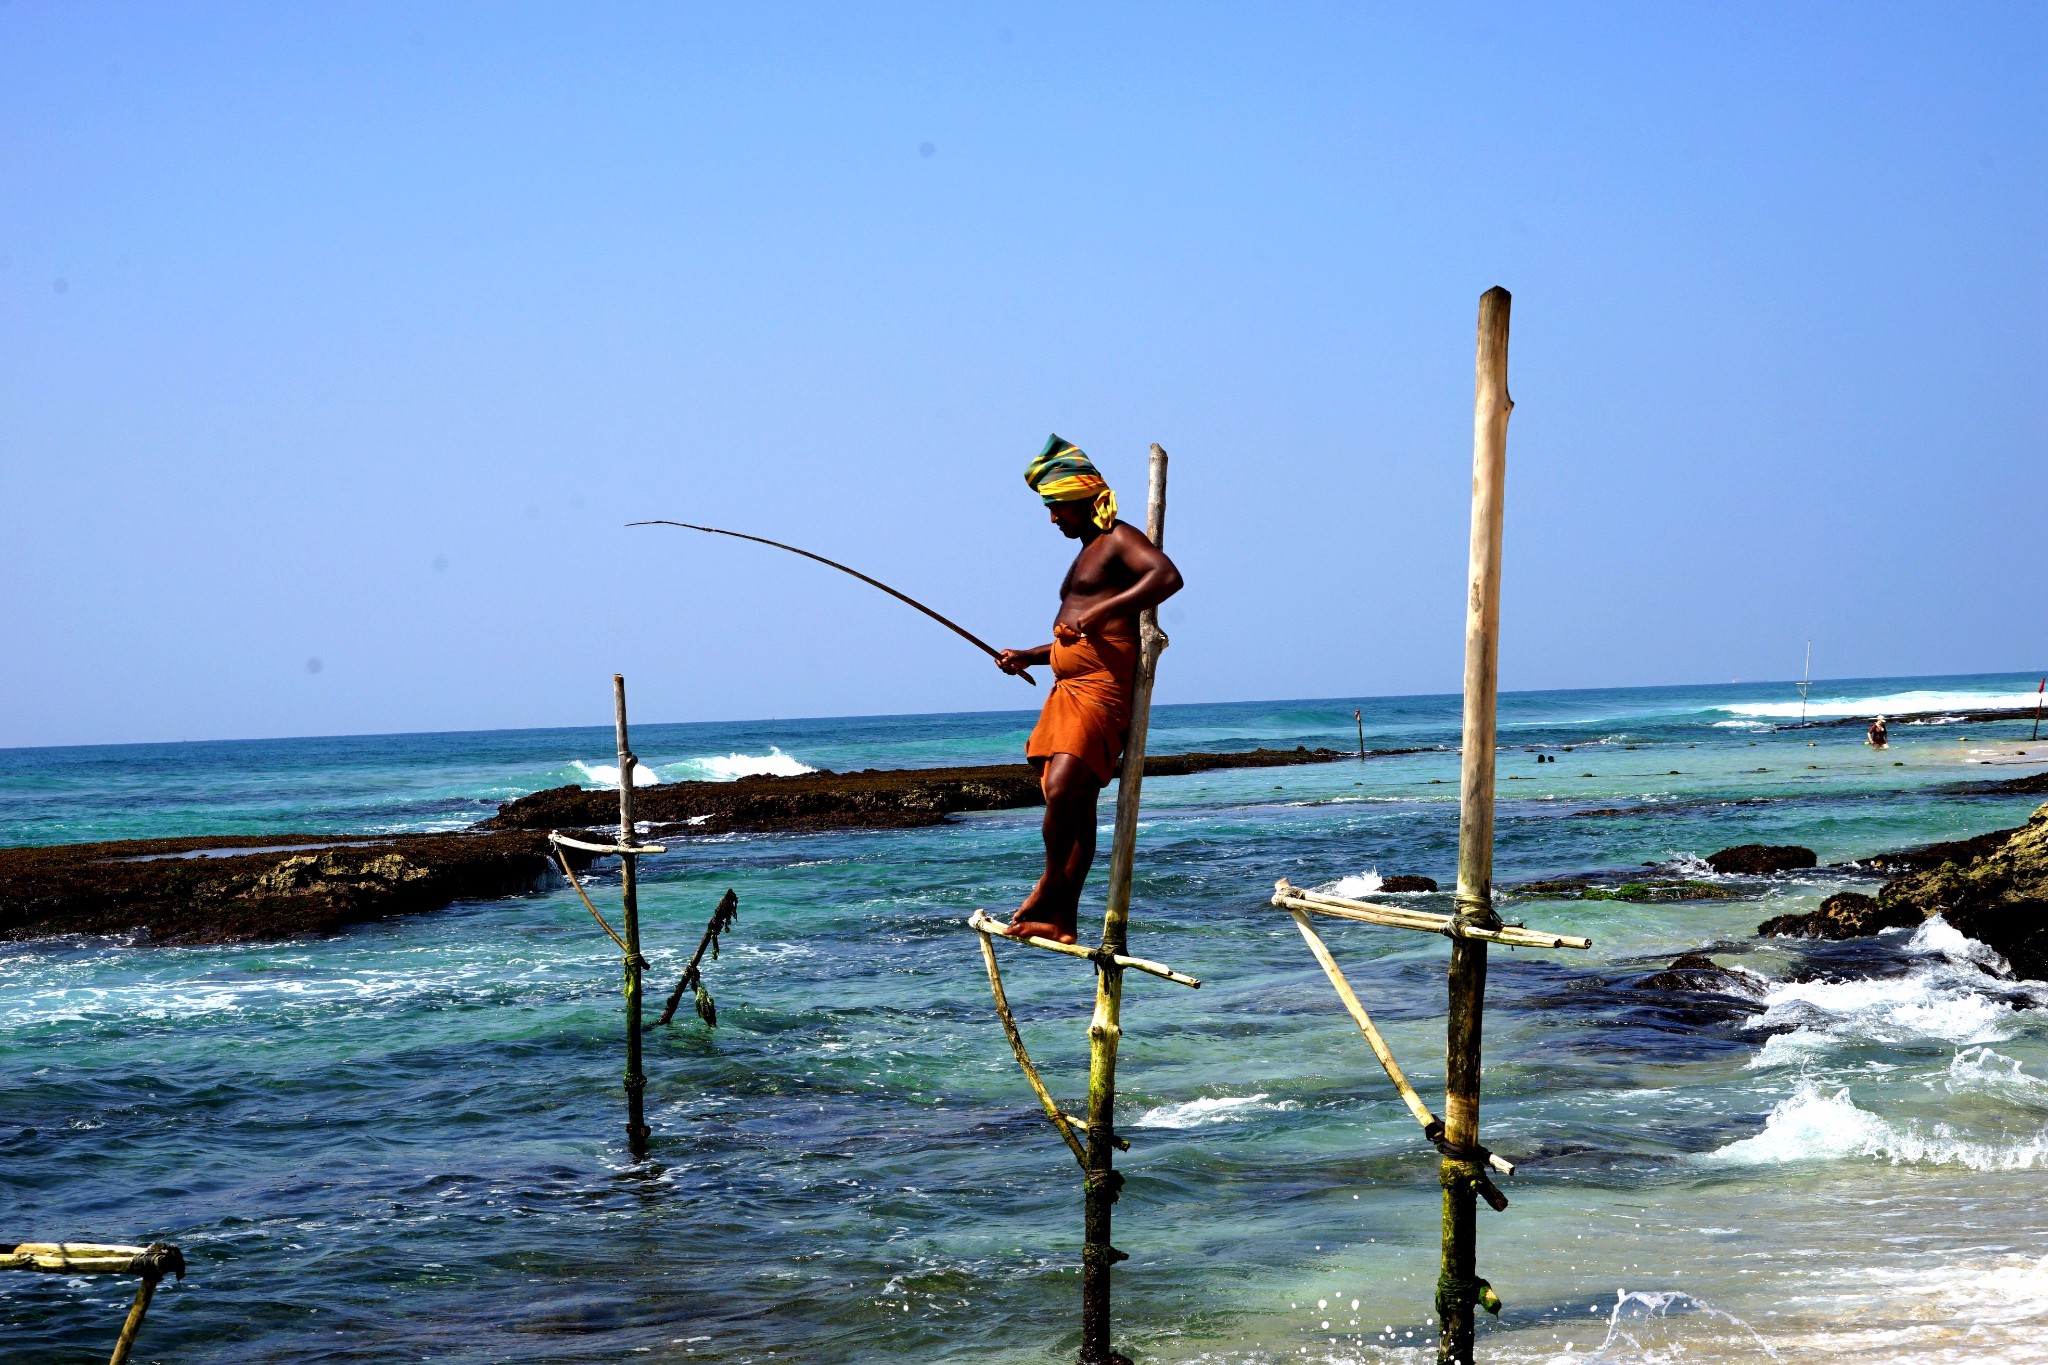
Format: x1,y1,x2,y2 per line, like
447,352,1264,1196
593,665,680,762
5,673,2048,1363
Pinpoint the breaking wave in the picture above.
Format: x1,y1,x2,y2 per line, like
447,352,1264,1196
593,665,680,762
571,760,662,789
1704,1078,2048,1171
570,749,815,788
1716,688,2046,721
666,748,816,782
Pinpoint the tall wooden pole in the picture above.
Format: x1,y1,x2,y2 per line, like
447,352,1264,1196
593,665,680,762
614,673,651,1160
1078,444,1169,1365
1439,287,1511,1365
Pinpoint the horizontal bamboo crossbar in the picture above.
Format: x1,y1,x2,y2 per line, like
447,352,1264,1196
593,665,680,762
967,911,1201,987
1270,880,1590,951
3,1243,183,1277
549,831,668,856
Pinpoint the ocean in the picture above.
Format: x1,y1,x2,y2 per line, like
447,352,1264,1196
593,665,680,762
5,672,2047,1363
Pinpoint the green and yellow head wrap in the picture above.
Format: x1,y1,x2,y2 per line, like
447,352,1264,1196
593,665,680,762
1024,434,1117,531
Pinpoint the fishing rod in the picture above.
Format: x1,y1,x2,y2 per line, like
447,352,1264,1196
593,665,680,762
628,521,1037,686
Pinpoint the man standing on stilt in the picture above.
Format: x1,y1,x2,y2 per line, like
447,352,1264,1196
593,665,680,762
996,435,1183,945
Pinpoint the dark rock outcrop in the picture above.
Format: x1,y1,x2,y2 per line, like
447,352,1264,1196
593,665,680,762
1874,802,2048,979
1705,844,1817,875
1857,827,2028,873
0,832,573,945
485,748,1364,838
1378,874,1439,893
1638,952,1758,994
1758,891,1920,941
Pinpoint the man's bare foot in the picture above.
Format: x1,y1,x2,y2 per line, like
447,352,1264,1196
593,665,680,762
1004,877,1078,943
1002,916,1078,945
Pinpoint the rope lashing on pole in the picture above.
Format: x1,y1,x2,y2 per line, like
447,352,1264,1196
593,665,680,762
628,520,1038,685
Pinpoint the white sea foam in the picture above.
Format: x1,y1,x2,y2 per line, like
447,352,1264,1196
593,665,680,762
1941,1046,2048,1102
1716,688,2046,721
1705,1078,2048,1171
1909,916,2011,977
1744,918,2034,1071
571,760,662,789
1316,870,1383,898
1133,1094,1299,1129
665,748,816,782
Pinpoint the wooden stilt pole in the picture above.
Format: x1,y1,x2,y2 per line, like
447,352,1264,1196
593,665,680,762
1078,444,1170,1365
1355,707,1366,759
107,1274,158,1365
614,673,651,1160
1439,286,1511,1365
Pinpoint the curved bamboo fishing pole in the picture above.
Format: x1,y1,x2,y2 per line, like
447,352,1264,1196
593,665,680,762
628,521,1037,686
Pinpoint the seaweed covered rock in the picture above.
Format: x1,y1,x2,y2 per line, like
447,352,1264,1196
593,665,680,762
1758,891,1919,941
1706,844,1817,875
1378,874,1439,893
1876,802,2048,980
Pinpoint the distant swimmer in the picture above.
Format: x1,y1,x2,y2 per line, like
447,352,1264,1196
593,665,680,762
1868,716,1889,749
995,436,1184,944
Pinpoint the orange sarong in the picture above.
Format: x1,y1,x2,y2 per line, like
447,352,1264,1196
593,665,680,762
1025,622,1138,786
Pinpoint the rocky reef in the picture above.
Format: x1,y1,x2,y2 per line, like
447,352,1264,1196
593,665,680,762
2,747,1361,945
1756,891,1919,941
1871,802,2048,979
484,747,1360,837
0,831,576,946
1758,802,2048,979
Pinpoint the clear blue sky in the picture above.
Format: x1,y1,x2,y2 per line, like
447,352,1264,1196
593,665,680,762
2,3,2041,747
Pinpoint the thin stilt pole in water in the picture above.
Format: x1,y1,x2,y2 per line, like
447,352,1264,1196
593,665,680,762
614,673,651,1160
1079,444,1170,1365
1440,286,1512,1365
1355,707,1366,759
109,1275,159,1365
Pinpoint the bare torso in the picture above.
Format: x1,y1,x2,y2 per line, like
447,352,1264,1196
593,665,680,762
1054,522,1149,632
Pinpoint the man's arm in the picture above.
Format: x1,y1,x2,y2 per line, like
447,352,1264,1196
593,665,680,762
996,643,1054,675
1072,527,1183,634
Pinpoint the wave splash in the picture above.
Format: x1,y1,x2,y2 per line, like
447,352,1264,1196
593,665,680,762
570,760,662,789
669,747,817,782
569,748,817,788
1315,870,1382,898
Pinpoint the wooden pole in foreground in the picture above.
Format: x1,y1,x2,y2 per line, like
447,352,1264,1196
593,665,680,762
1078,444,1170,1365
1440,287,1511,1365
614,673,651,1160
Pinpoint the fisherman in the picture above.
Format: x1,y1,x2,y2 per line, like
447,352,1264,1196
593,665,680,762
995,435,1184,944
1868,715,1889,749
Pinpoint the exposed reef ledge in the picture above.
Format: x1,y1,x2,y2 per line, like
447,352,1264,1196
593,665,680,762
0,831,580,946
483,746,1375,837
2,747,1375,945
